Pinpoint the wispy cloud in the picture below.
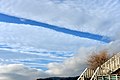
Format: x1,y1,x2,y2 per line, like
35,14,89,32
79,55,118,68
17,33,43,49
0,0,120,79
0,0,120,37
0,13,111,43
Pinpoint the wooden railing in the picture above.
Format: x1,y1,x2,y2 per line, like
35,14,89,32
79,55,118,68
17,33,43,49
90,67,100,80
100,52,120,75
78,52,120,80
77,68,94,80
90,52,120,80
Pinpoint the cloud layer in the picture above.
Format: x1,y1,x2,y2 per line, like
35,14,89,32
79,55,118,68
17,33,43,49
0,0,120,38
0,13,111,43
0,0,120,80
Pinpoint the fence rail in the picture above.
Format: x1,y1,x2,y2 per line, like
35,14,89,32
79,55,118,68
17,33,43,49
77,52,120,80
77,68,94,80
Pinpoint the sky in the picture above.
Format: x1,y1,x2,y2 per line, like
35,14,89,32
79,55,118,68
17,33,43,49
0,13,111,43
0,0,120,80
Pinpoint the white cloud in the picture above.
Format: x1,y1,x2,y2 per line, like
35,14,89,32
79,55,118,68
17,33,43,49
0,64,50,80
45,40,120,77
45,47,95,77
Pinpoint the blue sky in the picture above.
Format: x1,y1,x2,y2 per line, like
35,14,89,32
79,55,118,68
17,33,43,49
0,0,120,80
0,13,111,43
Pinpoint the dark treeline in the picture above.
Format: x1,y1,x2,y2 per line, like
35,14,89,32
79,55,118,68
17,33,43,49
37,76,79,80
